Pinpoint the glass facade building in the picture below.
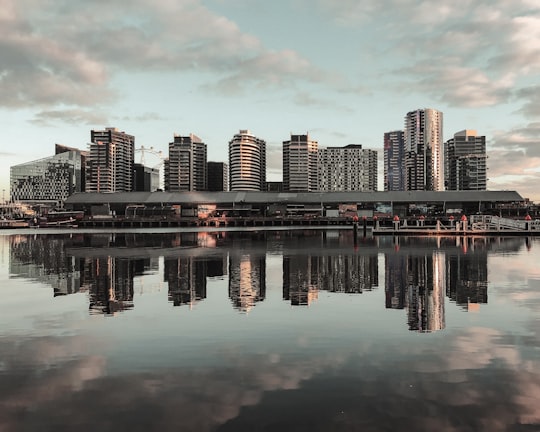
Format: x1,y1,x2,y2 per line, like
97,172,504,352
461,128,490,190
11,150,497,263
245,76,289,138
10,146,86,206
384,130,405,191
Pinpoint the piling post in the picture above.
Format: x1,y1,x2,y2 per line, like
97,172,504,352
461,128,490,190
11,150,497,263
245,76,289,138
525,214,532,231
362,216,367,237
393,215,400,232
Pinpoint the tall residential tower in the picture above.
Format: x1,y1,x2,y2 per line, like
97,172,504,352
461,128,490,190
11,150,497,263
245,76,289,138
283,133,319,192
87,127,135,193
445,130,487,191
318,144,377,191
404,109,444,191
384,130,405,191
228,130,266,191
165,134,207,192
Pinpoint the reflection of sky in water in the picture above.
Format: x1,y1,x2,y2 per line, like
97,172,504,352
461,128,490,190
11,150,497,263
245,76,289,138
0,233,539,431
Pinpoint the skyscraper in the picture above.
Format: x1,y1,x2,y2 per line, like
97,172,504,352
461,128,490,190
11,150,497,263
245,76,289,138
384,130,405,191
228,130,266,191
445,130,487,191
165,134,207,192
87,127,135,193
283,133,319,192
318,144,377,191
404,108,444,191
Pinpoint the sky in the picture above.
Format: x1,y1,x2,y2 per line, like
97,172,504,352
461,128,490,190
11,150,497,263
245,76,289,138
1,0,539,202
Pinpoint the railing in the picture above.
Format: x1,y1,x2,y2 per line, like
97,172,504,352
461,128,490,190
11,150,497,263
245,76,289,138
470,215,540,231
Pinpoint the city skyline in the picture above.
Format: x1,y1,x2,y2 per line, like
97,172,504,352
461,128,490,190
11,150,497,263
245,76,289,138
1,1,539,201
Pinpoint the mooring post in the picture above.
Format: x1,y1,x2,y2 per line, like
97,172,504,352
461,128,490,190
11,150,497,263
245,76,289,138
362,216,367,237
525,214,532,231
393,215,400,232
461,215,468,233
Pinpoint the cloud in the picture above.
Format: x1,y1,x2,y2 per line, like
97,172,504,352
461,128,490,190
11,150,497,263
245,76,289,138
400,60,513,107
31,109,110,126
0,1,111,108
202,50,329,96
0,335,341,432
0,0,330,115
266,143,282,176
490,122,540,159
486,122,540,198
515,86,540,118
314,0,539,107
116,112,165,123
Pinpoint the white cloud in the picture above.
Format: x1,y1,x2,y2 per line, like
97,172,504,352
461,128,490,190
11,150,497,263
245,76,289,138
31,109,110,126
516,86,540,118
487,122,540,199
400,60,513,107
0,0,329,114
315,0,539,108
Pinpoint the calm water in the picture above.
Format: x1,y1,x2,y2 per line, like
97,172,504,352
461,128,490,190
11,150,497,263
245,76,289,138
1,229,539,432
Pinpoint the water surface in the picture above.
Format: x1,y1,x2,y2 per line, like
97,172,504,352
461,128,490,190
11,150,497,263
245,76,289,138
1,229,539,431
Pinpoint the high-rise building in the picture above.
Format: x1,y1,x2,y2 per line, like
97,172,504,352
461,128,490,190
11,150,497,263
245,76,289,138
87,127,135,193
384,131,405,191
10,144,87,206
207,161,229,192
165,134,207,192
318,144,377,191
283,133,318,192
404,108,444,191
444,130,487,191
228,130,266,191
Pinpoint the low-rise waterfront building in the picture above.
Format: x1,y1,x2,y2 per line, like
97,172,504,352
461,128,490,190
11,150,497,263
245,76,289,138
64,190,525,221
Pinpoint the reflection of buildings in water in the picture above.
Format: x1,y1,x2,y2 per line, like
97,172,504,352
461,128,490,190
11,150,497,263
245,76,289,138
405,253,446,332
164,257,208,307
205,257,228,279
386,244,491,331
81,256,135,315
385,254,407,309
446,251,488,311
283,252,378,306
229,254,266,312
318,254,378,294
9,235,81,296
283,255,319,306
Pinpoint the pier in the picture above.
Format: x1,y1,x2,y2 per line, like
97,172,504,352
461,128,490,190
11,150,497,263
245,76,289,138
371,215,540,236
74,214,540,236
77,215,356,229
